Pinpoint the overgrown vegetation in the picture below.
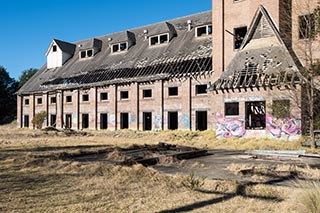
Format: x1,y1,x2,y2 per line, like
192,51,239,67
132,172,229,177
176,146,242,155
31,111,47,129
181,171,206,191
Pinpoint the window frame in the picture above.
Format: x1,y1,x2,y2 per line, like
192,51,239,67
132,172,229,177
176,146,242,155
50,97,57,104
149,33,169,46
79,49,94,59
225,102,239,116
298,13,316,40
195,25,212,37
120,91,129,100
66,95,72,103
168,87,178,96
100,92,108,101
37,97,42,105
234,26,247,50
52,45,57,52
195,84,207,95
82,94,89,102
111,42,128,53
24,99,29,106
143,89,152,98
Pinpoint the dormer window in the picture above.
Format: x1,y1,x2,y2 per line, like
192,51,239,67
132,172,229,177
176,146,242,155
149,33,169,46
195,25,212,37
80,49,94,59
112,42,128,53
52,45,57,52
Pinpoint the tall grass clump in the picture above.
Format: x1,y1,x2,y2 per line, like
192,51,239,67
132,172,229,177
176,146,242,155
296,180,320,213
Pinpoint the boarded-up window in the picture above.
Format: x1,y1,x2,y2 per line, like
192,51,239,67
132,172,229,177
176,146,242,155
272,100,290,118
225,102,239,116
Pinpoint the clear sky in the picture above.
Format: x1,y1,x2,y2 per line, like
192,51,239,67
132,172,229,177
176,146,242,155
0,0,211,80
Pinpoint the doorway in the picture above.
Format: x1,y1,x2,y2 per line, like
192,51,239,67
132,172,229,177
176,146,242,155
120,113,129,129
196,111,207,131
65,114,72,129
50,114,56,127
143,112,152,131
100,113,108,129
24,115,29,128
82,114,89,129
168,111,178,130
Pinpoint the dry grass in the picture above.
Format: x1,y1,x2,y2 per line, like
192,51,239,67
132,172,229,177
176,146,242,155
0,123,319,212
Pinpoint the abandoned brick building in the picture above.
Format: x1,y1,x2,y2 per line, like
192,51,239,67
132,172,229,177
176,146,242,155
17,0,320,140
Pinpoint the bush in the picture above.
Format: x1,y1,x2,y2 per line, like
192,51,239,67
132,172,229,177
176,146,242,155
181,171,206,191
31,111,47,129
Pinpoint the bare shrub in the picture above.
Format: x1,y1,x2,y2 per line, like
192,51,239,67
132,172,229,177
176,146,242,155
31,111,47,129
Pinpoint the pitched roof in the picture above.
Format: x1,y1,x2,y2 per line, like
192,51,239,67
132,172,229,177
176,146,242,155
210,6,305,92
18,11,212,95
53,39,76,55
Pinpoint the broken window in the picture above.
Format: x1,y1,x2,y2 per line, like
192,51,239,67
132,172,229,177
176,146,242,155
234,26,247,49
143,89,152,98
168,111,178,130
100,113,108,129
143,112,152,131
120,91,129,100
225,102,239,116
66,96,72,103
195,25,212,37
120,113,129,129
50,97,56,104
50,114,56,127
100,92,108,101
52,45,57,52
82,94,89,102
168,87,178,96
159,34,169,44
65,114,72,129
298,14,315,39
25,99,29,106
196,84,207,95
79,49,94,59
245,101,266,129
80,51,86,58
24,115,29,128
196,111,207,131
112,42,127,53
272,100,290,118
149,33,169,46
82,114,89,129
37,98,42,105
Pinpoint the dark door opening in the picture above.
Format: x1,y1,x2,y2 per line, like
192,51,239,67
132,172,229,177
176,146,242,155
82,114,89,129
120,113,129,129
65,114,72,129
143,112,152,131
245,101,266,129
50,114,56,127
100,113,108,129
24,115,29,128
196,111,207,131
168,111,178,130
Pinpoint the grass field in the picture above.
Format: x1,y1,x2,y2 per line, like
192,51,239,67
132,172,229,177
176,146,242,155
0,123,319,212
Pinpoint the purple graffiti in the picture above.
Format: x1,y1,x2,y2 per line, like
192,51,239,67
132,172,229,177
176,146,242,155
266,114,301,138
216,114,246,138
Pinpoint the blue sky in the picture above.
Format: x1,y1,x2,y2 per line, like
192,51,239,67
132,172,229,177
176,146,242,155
0,0,211,80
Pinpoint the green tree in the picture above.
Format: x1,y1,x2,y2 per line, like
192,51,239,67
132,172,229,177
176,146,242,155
18,68,38,88
0,66,18,123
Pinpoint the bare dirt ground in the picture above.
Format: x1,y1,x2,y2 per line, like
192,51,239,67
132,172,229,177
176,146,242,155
1,123,320,212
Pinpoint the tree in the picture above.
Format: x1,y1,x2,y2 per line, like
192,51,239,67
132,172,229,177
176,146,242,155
18,68,38,88
290,0,320,148
0,66,18,124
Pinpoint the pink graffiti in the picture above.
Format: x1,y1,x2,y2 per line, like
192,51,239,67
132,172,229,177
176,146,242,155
266,114,301,138
216,114,246,138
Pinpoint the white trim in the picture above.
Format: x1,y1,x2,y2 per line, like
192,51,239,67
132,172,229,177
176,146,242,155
195,25,212,37
149,33,170,46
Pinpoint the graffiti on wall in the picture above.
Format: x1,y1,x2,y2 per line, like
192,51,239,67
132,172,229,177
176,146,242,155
154,114,161,130
216,114,246,138
216,113,301,140
179,113,190,130
109,114,116,127
266,114,301,139
73,114,78,127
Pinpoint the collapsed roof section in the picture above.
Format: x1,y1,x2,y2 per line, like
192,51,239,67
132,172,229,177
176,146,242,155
17,11,212,95
210,6,305,92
